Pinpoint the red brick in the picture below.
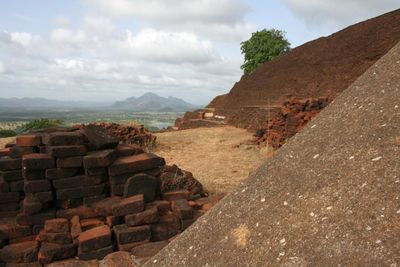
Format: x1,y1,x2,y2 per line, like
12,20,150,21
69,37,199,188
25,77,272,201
0,177,9,192
55,198,83,209
78,225,111,253
23,169,46,180
4,142,15,148
83,150,116,169
0,223,32,240
108,153,165,176
0,170,23,182
83,194,107,206
123,174,157,202
162,190,190,201
116,240,149,252
171,199,193,220
150,212,181,241
130,241,168,258
16,135,42,147
103,251,135,267
9,234,36,244
43,132,85,146
52,175,105,189
57,156,83,168
23,195,43,215
47,146,87,158
28,191,53,204
115,144,144,158
9,180,24,192
78,245,113,261
0,148,10,158
16,210,55,226
46,258,99,267
56,206,98,220
91,197,121,217
24,180,51,193
181,218,196,230
22,154,54,170
0,241,39,263
146,201,170,215
38,242,76,264
0,157,21,171
56,184,106,200
46,168,79,180
85,168,107,176
110,183,124,196
113,224,151,244
81,218,104,232
125,207,159,227
33,224,44,235
70,216,81,239
82,125,118,151
0,202,20,212
0,192,20,204
36,230,73,244
10,146,36,159
44,218,69,233
105,216,123,228
111,195,144,216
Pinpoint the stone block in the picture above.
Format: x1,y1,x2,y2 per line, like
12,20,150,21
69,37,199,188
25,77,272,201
0,170,23,182
85,168,106,176
77,225,111,253
82,125,118,151
108,153,165,176
70,216,81,239
23,195,43,215
10,146,37,159
130,241,168,258
83,150,116,169
16,135,41,147
56,184,106,200
0,202,20,212
0,192,20,204
24,180,51,193
46,259,99,267
113,224,151,244
43,132,85,146
103,251,135,267
0,157,21,171
38,242,76,264
16,210,55,226
9,180,24,192
36,230,73,245
150,212,181,241
123,174,157,202
22,169,46,180
22,154,54,170
171,199,193,220
78,245,113,261
0,241,39,263
44,218,69,233
81,218,104,232
0,223,32,240
47,146,87,158
57,156,83,168
46,168,79,180
28,191,53,204
125,207,159,227
162,190,190,201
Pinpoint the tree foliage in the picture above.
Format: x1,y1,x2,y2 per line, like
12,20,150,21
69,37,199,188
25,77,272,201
17,118,64,133
240,29,291,75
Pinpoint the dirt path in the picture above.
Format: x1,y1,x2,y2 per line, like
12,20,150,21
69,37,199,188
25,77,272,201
154,126,268,194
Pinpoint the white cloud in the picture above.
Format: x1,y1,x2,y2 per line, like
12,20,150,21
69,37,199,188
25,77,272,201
10,32,34,47
282,0,399,30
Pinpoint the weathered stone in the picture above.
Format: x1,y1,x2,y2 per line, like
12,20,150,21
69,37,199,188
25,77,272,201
116,240,149,252
55,198,83,209
0,177,9,192
22,154,54,170
0,192,20,204
85,168,106,176
111,195,144,217
171,199,193,220
70,216,81,239
24,180,51,193
32,224,44,235
82,125,118,151
0,170,23,182
16,210,55,226
0,157,21,171
9,180,24,192
16,135,41,147
57,156,83,168
57,206,98,220
78,245,113,261
47,146,87,158
105,216,123,228
83,194,107,206
0,241,39,263
56,184,106,200
46,168,79,180
28,191,53,204
9,234,36,244
38,242,76,264
113,224,151,244
90,197,121,217
80,218,104,232
161,190,190,201
22,169,45,180
0,202,20,212
125,207,159,227
10,146,36,159
181,218,196,230
77,225,111,253
23,195,42,215
83,150,116,169
0,224,32,240
103,251,136,267
36,230,73,244
115,144,143,158
0,148,10,158
110,183,124,196
150,212,181,241
44,218,69,233
130,241,168,258
108,153,165,176
123,174,157,202
43,132,85,146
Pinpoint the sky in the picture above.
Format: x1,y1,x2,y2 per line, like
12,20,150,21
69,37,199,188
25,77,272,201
0,0,398,105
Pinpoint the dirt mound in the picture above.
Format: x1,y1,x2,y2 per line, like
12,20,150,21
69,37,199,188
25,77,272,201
208,9,400,128
145,39,400,267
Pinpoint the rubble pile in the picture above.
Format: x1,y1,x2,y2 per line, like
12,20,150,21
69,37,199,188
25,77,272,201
76,123,156,149
0,127,220,266
254,97,331,149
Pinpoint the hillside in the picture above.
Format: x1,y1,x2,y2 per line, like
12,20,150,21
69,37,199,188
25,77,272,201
207,9,400,128
111,93,199,112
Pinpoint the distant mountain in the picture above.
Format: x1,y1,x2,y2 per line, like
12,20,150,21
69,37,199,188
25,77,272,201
110,93,200,112
0,97,111,110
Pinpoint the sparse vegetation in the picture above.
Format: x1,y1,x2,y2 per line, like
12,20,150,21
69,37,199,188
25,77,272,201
16,118,64,133
0,129,16,138
241,29,291,75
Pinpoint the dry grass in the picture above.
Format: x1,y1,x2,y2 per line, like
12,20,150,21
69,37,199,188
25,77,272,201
153,126,269,194
0,137,15,149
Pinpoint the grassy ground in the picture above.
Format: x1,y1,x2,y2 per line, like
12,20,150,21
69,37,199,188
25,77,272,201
153,126,269,195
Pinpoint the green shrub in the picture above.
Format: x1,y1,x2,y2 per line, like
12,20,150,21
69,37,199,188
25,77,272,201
17,118,64,134
0,129,17,138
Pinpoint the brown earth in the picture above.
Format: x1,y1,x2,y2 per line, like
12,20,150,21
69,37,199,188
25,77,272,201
153,126,268,195
146,37,400,267
208,9,400,128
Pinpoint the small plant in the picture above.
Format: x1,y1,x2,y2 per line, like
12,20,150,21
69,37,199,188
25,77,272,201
16,118,64,134
0,129,17,138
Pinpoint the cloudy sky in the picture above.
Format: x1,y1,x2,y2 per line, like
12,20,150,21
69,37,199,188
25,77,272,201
0,0,398,105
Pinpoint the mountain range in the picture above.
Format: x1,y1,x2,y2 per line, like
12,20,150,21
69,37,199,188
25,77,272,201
0,93,200,112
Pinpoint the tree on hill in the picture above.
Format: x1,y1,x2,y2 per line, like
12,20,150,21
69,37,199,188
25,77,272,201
241,29,291,75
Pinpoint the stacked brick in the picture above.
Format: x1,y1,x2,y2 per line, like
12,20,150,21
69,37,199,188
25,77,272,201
0,126,221,265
